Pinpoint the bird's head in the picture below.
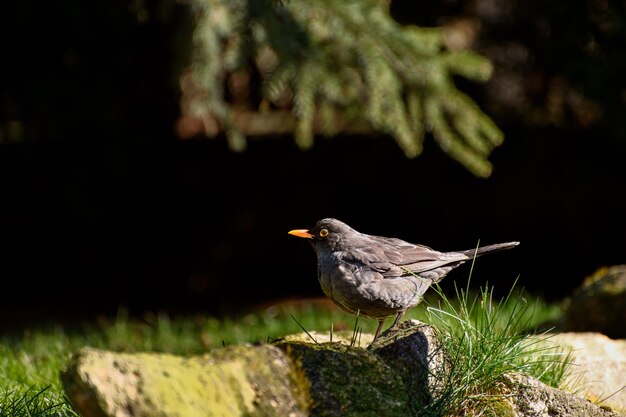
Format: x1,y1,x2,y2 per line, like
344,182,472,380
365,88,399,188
288,218,355,255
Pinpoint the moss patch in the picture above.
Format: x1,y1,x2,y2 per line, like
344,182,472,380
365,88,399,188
62,346,307,417
276,341,411,417
563,265,626,338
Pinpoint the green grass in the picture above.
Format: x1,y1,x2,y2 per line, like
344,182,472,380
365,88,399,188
0,284,567,417
420,279,573,416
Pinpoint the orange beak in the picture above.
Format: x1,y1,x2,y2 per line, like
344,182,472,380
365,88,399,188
288,229,315,239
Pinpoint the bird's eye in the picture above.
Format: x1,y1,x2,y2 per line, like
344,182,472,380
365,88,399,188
319,228,329,238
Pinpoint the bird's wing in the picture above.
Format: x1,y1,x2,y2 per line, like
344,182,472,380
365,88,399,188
344,235,469,278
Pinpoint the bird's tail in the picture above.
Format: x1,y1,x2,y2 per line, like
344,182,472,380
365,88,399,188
461,241,520,258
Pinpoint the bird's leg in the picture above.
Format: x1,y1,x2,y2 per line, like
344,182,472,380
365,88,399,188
373,319,386,340
391,311,405,328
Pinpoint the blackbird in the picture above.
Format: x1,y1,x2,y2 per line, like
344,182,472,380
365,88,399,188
289,218,519,340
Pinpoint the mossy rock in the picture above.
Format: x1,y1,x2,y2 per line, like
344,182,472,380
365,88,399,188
61,320,623,417
504,372,621,417
279,330,373,346
61,345,308,417
368,320,445,414
552,332,626,414
62,321,440,417
562,265,626,338
276,341,411,417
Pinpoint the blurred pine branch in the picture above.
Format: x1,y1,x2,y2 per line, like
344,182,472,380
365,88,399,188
181,0,503,177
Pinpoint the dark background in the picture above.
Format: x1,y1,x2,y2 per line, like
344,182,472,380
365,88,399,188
2,0,625,326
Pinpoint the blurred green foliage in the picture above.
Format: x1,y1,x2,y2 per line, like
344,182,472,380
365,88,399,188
185,0,503,177
4,1,625,170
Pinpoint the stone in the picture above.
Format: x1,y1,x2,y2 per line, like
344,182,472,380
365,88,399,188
368,320,446,412
562,265,626,338
276,341,411,417
552,332,626,414
504,372,621,417
61,345,308,417
61,321,624,417
274,320,444,417
279,329,374,346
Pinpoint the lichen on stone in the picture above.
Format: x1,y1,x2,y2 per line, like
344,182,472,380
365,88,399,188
62,345,307,417
276,340,411,417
